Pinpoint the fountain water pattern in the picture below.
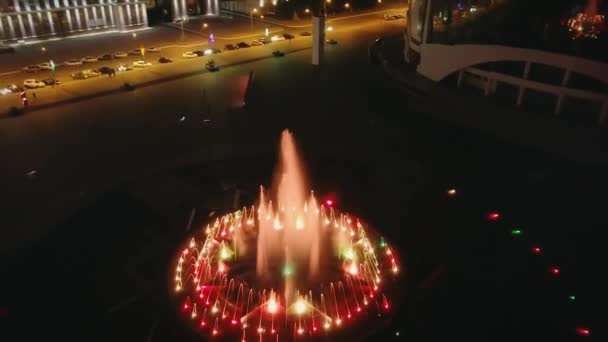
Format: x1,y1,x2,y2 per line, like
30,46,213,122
173,130,400,341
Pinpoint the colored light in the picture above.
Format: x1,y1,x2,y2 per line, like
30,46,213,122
336,319,342,326
295,299,306,314
575,327,591,336
344,248,355,260
551,267,560,275
511,229,522,235
487,212,500,221
532,246,542,254
326,199,333,206
568,295,576,302
231,319,237,325
447,188,457,196
298,328,304,334
212,329,218,335
324,322,331,330
348,263,358,275
267,298,278,313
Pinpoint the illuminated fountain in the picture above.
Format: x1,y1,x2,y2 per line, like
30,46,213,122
171,130,401,341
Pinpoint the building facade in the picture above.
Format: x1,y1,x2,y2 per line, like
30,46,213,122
170,0,220,20
0,0,148,42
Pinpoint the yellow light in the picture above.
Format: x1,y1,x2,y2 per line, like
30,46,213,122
392,266,399,274
447,188,457,196
348,263,358,275
175,285,181,291
327,26,334,32
344,3,350,8
267,298,278,313
274,217,282,230
295,299,306,314
253,8,258,13
324,219,330,226
132,33,137,38
296,217,304,230
336,318,342,326
377,0,382,3
203,23,208,28
324,322,331,329
305,8,310,13
326,0,331,3
257,327,264,333
344,248,354,260
220,247,230,260
297,328,304,334
212,305,219,313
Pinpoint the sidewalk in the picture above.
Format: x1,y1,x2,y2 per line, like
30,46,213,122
376,37,608,164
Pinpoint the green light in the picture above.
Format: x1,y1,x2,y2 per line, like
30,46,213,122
380,237,386,248
568,295,576,302
283,264,293,277
511,229,522,236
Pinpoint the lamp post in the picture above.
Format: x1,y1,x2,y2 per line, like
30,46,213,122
250,8,258,32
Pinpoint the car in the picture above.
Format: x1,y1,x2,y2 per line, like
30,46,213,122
204,48,221,55
283,33,295,40
117,64,132,72
22,65,41,73
236,42,251,48
98,66,115,75
158,57,173,63
1,84,24,95
300,31,312,36
272,50,285,57
23,79,46,88
98,54,113,61
224,44,238,51
133,60,152,68
271,35,285,42
71,69,100,79
41,78,60,86
0,87,12,96
182,51,198,58
82,56,98,63
251,40,263,46
258,37,272,44
114,51,128,58
64,59,83,66
146,47,161,53
205,60,219,72
129,49,142,56
326,39,338,45
38,62,52,70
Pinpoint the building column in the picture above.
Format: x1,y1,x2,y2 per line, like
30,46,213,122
134,0,141,25
99,0,108,27
108,3,116,27
6,16,16,38
181,0,187,19
422,0,432,44
91,2,99,27
141,3,148,27
82,0,91,29
172,0,179,20
13,1,28,38
72,0,83,30
116,5,126,30
22,0,37,37
0,17,5,39
61,0,74,32
125,0,133,26
44,0,56,34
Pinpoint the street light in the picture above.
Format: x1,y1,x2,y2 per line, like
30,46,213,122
251,7,258,32
203,22,208,29
305,8,310,14
41,47,46,52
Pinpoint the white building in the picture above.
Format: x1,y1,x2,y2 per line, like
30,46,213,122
0,0,148,42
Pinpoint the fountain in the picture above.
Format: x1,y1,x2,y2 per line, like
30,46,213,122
171,130,401,341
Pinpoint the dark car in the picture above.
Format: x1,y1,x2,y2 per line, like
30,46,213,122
300,32,312,36
258,38,272,44
224,44,238,51
98,54,113,61
128,49,142,56
22,65,41,73
98,66,115,75
42,78,61,86
193,50,206,56
237,42,251,48
283,33,295,40
272,50,285,57
158,57,173,63
326,39,338,45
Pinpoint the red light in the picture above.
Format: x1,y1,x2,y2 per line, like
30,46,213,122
313,327,317,332
271,329,276,334
532,246,542,254
212,329,218,335
201,321,207,326
184,304,189,310
183,248,189,254
356,307,361,312
199,293,204,298
231,320,237,325
551,267,560,275
384,304,389,309
347,314,351,319
326,200,333,206
369,294,374,298
487,212,500,221
575,327,591,336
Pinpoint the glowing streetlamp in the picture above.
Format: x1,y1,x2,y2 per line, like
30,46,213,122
305,8,310,14
202,22,208,29
345,2,351,11
250,8,258,32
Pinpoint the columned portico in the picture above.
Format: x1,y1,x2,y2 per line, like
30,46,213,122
0,0,149,42
171,0,221,21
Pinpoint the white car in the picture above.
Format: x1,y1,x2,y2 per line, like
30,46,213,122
114,51,128,58
23,79,46,88
182,51,198,58
82,56,98,63
146,47,161,53
38,62,52,70
133,60,152,68
64,59,83,66
271,35,285,42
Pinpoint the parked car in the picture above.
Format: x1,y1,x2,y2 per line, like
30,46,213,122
272,50,285,57
38,62,52,70
237,42,251,48
204,48,221,55
22,65,41,73
98,54,113,61
258,38,272,44
182,51,198,58
205,60,219,72
326,39,338,45
114,51,128,58
193,50,206,57
64,59,83,66
129,49,142,56
23,79,46,88
82,56,98,63
117,64,132,72
300,31,312,36
41,78,61,86
1,84,23,95
71,69,100,79
98,66,115,75
283,33,295,40
146,47,161,53
271,35,285,42
158,57,173,63
133,60,152,68
251,40,263,46
224,44,238,51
